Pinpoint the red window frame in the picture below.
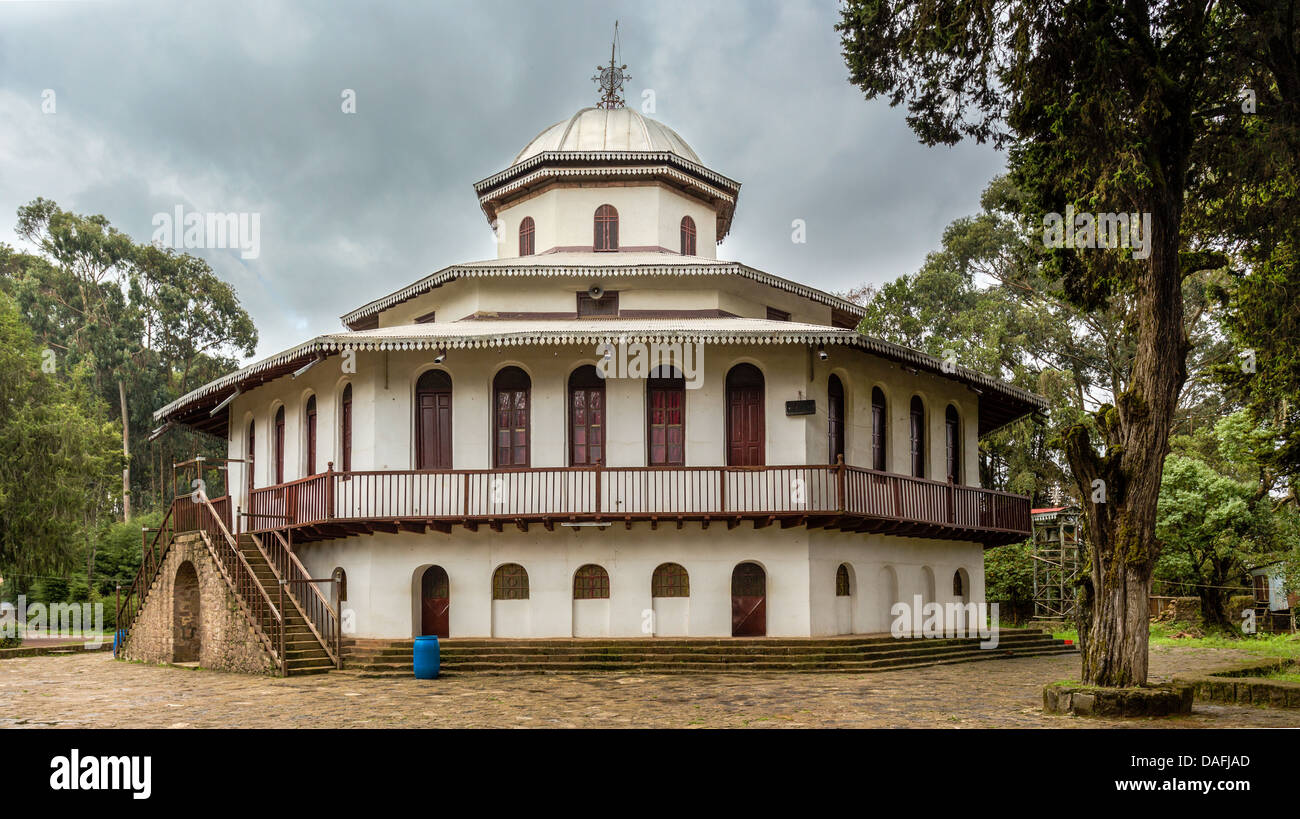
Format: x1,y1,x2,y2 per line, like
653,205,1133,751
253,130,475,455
652,563,690,598
340,384,352,473
305,395,318,476
519,216,535,256
493,367,531,468
573,564,610,599
493,564,529,600
680,215,696,255
273,406,286,484
910,396,925,478
871,387,886,471
648,373,685,466
594,204,619,251
945,405,961,483
568,366,605,466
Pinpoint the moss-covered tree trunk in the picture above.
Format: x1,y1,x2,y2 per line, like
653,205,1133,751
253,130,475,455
1068,198,1188,687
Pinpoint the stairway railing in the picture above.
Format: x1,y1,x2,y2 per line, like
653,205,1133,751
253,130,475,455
191,495,287,675
247,529,341,669
114,499,178,643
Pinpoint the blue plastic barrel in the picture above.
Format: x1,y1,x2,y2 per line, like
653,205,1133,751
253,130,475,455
413,635,440,679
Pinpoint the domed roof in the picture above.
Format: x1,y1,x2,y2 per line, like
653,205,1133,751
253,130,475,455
512,107,701,166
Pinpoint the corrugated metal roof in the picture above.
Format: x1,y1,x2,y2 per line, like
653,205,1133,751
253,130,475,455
153,316,1047,436
340,254,867,328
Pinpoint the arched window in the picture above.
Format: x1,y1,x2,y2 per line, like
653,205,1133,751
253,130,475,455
648,367,685,466
909,396,925,478
415,369,453,469
680,215,696,255
333,567,348,602
726,364,765,466
651,563,690,597
273,406,286,484
493,367,531,468
953,570,965,598
340,384,352,472
304,395,318,476
836,564,851,597
246,419,256,492
594,204,619,252
519,216,535,256
568,365,604,466
871,387,886,471
827,374,845,464
573,564,610,600
492,564,529,600
945,404,961,483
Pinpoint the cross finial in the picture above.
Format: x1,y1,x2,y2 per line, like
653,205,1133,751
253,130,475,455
592,20,630,109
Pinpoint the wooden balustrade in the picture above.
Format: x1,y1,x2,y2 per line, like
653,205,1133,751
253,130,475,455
255,529,341,669
192,496,286,675
239,463,1031,542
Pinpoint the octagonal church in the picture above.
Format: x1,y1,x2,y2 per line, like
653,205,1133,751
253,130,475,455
146,72,1042,657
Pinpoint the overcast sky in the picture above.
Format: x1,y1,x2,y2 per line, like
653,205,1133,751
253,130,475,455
0,0,1006,362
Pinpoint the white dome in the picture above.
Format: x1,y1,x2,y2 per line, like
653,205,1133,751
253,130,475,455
512,107,701,166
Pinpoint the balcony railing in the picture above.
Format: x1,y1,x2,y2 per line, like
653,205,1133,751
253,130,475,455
241,463,1030,545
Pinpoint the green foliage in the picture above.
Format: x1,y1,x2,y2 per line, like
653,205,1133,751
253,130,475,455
1,198,257,517
983,538,1034,616
0,291,122,578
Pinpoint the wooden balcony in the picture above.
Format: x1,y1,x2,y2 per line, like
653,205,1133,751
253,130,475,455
241,464,1031,546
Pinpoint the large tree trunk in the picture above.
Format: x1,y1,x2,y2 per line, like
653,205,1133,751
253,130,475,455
118,379,131,520
1066,197,1188,687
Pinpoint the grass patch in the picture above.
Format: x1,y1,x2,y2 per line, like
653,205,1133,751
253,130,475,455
1034,621,1299,658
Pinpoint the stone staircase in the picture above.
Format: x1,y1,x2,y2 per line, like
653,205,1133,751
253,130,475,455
236,534,336,676
340,629,1076,676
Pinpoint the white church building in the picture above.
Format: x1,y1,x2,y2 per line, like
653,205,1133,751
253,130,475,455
153,69,1042,643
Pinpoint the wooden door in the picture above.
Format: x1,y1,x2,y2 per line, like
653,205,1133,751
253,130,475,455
648,376,685,466
416,371,452,470
827,375,845,464
568,366,604,466
494,367,530,468
273,407,285,484
726,365,765,466
421,566,449,638
731,562,766,637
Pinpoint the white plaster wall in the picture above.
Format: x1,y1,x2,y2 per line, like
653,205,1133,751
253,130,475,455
296,523,985,640
494,183,719,258
225,340,983,512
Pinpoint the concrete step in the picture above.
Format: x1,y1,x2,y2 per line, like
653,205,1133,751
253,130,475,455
341,636,1076,674
340,643,1077,677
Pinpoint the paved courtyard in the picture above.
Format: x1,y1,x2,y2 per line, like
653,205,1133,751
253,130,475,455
3,645,1298,728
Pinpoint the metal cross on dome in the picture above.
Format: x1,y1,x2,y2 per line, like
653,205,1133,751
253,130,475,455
592,21,630,110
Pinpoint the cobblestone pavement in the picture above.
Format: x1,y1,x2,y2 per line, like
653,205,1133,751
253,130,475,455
2,645,1297,728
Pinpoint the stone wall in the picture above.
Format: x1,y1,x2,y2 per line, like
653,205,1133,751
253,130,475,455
121,533,277,675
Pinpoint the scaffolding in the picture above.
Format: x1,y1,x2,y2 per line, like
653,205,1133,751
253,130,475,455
1032,505,1083,621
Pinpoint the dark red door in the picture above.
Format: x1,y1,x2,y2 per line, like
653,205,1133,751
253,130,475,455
493,367,531,468
568,366,604,466
416,371,452,469
731,562,766,637
827,374,845,464
726,364,765,466
421,566,449,638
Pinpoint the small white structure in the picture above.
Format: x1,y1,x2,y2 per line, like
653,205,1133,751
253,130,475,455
155,69,1043,641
